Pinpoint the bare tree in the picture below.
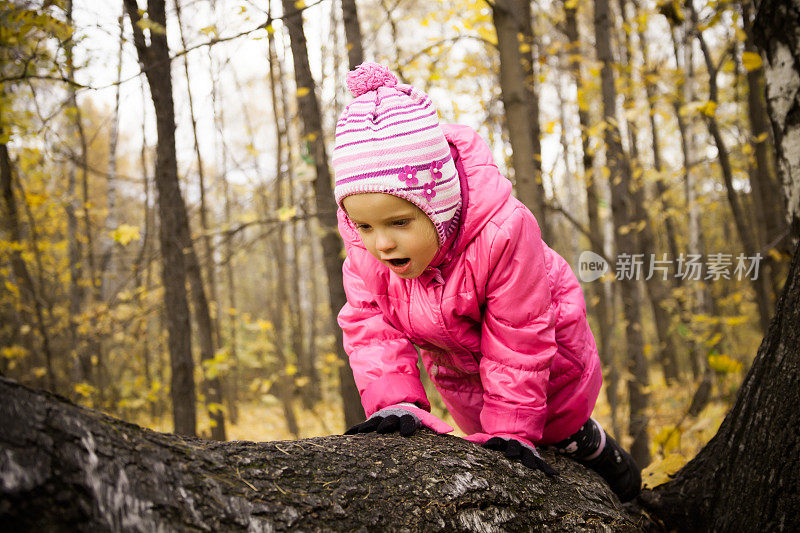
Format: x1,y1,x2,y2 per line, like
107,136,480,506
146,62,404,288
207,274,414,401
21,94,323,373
282,0,364,428
491,0,549,236
561,0,620,436
594,0,651,466
123,0,197,436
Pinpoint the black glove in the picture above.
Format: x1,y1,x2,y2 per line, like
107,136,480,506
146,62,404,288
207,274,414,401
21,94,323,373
482,436,559,477
344,403,454,437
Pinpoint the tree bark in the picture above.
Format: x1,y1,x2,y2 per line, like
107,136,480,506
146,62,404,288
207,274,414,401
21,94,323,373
123,0,197,437
280,0,363,429
0,376,648,531
594,0,651,467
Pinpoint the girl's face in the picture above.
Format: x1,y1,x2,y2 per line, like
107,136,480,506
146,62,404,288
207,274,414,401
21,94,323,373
342,193,439,279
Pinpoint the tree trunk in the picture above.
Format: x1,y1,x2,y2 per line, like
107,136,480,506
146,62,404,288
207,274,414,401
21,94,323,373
0,376,649,531
492,0,549,236
669,25,709,379
752,0,800,244
280,0,363,429
689,3,773,334
561,0,621,438
740,0,789,301
65,0,87,394
98,12,125,303
123,0,197,437
175,0,223,349
594,0,651,467
616,0,681,384
516,0,548,239
340,0,365,70
267,16,300,438
0,127,56,394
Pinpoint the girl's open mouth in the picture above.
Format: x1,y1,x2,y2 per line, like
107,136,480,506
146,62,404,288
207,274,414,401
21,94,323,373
386,257,412,274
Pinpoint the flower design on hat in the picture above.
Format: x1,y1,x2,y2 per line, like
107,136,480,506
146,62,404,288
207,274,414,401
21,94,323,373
430,160,443,181
422,180,436,202
397,165,418,186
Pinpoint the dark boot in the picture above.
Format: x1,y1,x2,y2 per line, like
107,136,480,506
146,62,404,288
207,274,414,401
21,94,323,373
580,432,641,502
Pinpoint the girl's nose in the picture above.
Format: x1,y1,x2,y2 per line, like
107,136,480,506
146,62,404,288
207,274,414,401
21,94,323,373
375,231,395,252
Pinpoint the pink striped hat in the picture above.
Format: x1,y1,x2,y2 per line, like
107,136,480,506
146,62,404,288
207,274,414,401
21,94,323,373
333,63,461,245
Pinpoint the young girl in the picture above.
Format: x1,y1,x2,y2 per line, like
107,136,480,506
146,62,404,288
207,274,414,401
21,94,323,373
334,63,641,502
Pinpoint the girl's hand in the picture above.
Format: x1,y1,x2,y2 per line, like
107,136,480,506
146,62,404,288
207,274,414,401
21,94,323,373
465,433,559,477
344,403,454,436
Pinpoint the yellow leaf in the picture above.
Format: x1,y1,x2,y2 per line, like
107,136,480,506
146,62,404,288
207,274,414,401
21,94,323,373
698,101,717,117
724,315,748,326
265,23,275,34
708,353,742,374
642,453,685,489
519,43,531,54
768,248,783,261
32,367,47,379
74,382,97,397
742,51,763,72
294,0,306,8
1,345,28,360
705,332,722,347
754,132,768,143
277,206,297,222
136,18,166,35
296,86,310,97
295,376,310,388
110,224,141,246
654,425,681,453
285,363,298,376
565,0,578,8
257,319,273,331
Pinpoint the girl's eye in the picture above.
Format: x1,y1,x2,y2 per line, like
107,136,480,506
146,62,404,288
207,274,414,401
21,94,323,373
356,224,371,231
393,219,409,227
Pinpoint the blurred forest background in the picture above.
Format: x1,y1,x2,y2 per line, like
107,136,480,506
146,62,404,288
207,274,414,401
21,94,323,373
1,0,793,489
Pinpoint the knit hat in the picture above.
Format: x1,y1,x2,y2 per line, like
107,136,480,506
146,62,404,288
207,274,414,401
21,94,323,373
333,63,461,245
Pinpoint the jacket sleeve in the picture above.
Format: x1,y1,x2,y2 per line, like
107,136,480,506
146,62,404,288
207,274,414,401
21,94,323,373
478,207,557,443
338,246,431,417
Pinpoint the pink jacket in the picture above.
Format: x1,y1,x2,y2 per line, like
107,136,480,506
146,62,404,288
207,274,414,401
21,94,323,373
337,124,602,445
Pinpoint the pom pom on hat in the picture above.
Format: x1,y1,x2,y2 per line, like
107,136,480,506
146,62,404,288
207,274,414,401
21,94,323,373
346,62,398,97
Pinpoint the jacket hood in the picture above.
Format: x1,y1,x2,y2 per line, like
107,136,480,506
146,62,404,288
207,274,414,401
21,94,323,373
429,124,513,267
337,123,513,271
